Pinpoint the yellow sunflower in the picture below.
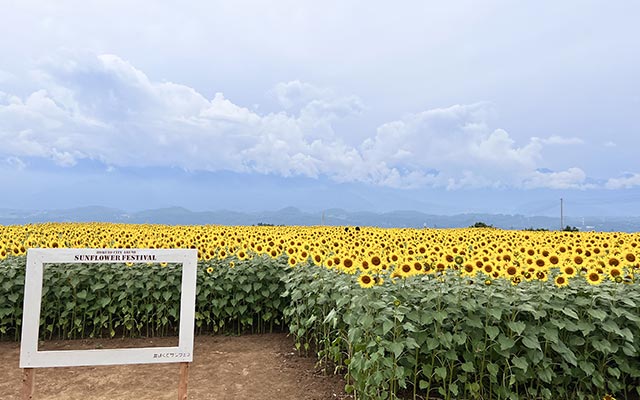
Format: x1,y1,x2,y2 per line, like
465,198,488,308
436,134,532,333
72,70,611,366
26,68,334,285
358,273,375,289
586,270,604,285
554,275,569,288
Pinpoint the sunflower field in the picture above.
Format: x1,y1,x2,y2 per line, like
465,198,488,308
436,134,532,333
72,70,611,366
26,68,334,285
1,223,640,400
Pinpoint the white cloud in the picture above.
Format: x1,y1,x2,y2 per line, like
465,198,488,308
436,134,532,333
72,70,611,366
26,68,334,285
604,141,616,147
4,156,26,170
272,80,331,109
523,167,590,189
0,52,607,190
358,104,550,187
605,173,640,189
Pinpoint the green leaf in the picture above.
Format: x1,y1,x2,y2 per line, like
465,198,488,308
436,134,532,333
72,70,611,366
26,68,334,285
620,327,634,342
506,321,526,335
452,332,467,345
539,367,554,383
542,326,559,344
591,371,605,388
592,339,613,353
522,335,541,351
511,355,528,372
561,308,579,320
579,360,595,375
98,297,111,308
449,382,459,396
388,342,404,358
576,320,595,336
382,319,394,336
601,319,620,334
486,362,499,378
426,337,439,351
461,361,475,373
485,325,500,340
433,310,447,324
498,334,516,351
435,367,447,380
487,308,502,320
466,314,483,329
587,308,607,321
359,314,374,329
607,366,620,379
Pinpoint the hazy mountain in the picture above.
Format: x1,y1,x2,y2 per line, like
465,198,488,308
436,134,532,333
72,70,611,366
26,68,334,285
0,206,639,232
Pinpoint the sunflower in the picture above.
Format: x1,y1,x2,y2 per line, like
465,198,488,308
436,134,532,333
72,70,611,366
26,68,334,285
342,257,354,269
608,266,622,280
412,261,423,274
586,270,604,285
563,265,577,278
398,263,413,277
608,257,620,267
554,275,569,288
624,252,636,263
206,266,214,274
505,265,518,277
358,273,375,288
535,270,548,281
483,263,494,275
312,253,323,265
370,255,382,267
461,263,475,276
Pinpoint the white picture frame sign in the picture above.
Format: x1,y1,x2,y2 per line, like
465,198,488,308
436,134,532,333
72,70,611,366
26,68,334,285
20,248,198,368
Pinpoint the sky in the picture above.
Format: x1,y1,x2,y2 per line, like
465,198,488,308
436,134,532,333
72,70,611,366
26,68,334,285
1,1,639,217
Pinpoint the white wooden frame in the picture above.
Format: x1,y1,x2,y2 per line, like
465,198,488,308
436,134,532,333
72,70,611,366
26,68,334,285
20,248,198,368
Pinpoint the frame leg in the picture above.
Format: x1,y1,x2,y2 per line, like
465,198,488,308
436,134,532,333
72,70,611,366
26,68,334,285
178,362,189,400
22,368,35,400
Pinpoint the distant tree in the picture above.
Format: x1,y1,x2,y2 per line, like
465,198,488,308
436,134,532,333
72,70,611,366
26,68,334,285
469,222,494,228
524,227,549,231
563,225,579,232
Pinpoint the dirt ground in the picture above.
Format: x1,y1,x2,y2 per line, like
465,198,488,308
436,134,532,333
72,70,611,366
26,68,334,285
0,334,351,400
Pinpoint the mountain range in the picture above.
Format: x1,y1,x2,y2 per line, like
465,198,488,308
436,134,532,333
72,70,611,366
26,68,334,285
1,206,638,232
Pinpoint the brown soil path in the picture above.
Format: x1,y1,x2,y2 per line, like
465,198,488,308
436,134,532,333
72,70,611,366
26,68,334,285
0,334,350,400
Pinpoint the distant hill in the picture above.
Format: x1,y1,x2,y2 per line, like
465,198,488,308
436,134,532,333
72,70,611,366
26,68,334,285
1,206,638,232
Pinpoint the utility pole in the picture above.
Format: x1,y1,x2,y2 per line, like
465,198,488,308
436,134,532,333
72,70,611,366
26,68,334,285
560,198,564,231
